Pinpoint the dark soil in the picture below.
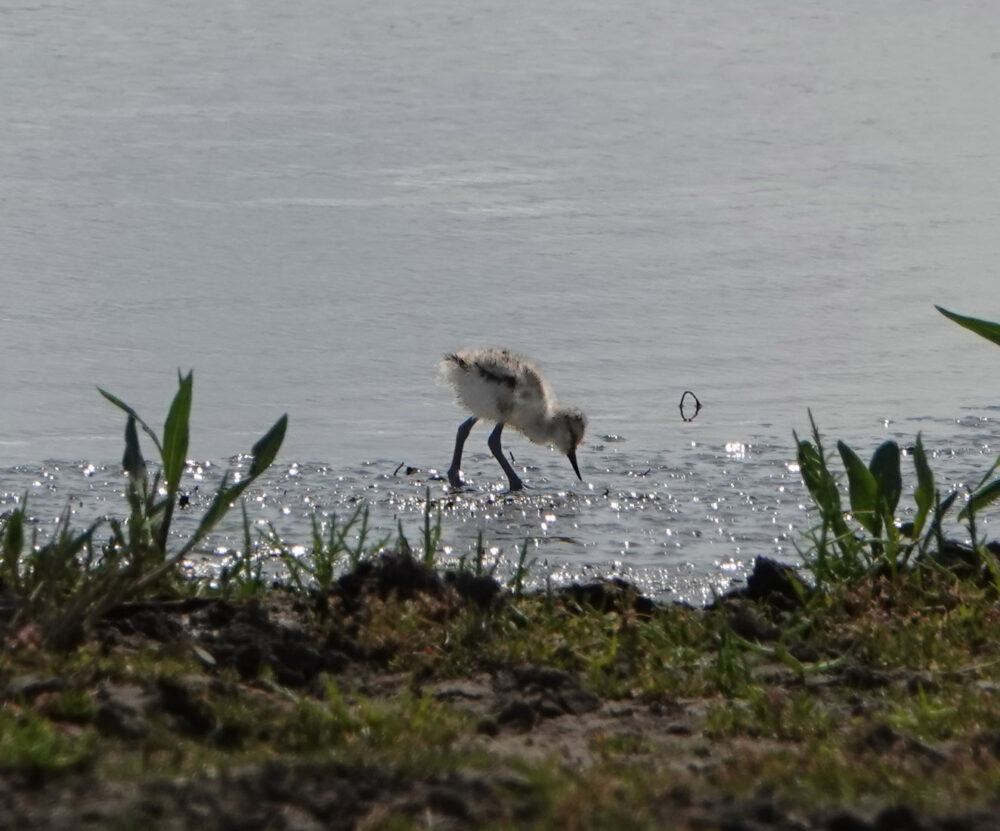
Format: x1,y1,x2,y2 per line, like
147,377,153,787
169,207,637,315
5,761,997,831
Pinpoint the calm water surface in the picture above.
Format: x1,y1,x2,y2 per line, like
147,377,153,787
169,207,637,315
3,1,1000,600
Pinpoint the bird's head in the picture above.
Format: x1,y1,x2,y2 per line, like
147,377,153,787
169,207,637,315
551,407,587,481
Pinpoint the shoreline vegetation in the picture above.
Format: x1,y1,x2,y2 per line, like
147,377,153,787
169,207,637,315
3,307,1000,830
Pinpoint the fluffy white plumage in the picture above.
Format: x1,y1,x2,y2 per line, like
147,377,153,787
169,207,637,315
441,348,586,490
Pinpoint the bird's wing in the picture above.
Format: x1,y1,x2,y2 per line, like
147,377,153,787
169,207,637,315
472,353,519,389
512,360,547,406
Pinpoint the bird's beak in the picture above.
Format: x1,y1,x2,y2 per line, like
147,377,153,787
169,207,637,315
568,448,582,481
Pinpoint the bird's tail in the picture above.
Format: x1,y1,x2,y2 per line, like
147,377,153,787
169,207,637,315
439,352,468,388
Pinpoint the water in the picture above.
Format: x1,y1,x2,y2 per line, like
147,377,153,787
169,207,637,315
3,0,1000,601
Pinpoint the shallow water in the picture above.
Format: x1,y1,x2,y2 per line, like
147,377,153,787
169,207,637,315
3,409,997,604
3,0,1000,599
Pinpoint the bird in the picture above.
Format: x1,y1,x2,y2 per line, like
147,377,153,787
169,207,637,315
440,348,586,491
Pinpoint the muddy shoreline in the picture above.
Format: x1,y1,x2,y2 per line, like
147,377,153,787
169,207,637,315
3,553,1000,830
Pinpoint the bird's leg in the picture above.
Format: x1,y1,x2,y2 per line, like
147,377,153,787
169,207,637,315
488,422,524,492
448,416,478,488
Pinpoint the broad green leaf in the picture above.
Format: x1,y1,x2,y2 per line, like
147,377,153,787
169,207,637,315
795,436,846,534
838,441,880,536
1,502,25,586
122,416,147,483
97,387,163,455
248,414,288,478
191,474,263,544
936,306,1000,348
191,473,237,544
121,406,290,597
959,479,1000,520
870,440,902,518
161,371,193,492
911,434,934,537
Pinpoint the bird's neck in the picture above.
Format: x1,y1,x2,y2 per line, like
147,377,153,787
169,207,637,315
518,409,557,445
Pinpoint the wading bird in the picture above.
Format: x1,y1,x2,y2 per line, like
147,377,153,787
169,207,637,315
441,348,586,491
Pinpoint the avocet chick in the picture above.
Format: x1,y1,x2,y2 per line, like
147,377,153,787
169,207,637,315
441,348,586,491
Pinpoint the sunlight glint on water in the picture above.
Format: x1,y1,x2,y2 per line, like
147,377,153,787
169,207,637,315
0,414,996,604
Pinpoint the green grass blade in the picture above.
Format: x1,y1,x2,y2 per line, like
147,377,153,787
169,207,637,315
61,517,105,559
241,500,253,574
937,305,1000,348
837,441,880,536
421,487,441,568
796,437,845,534
509,539,535,599
97,387,163,455
912,434,934,538
959,479,1000,521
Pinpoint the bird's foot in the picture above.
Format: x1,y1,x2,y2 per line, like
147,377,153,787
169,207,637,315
447,468,465,489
